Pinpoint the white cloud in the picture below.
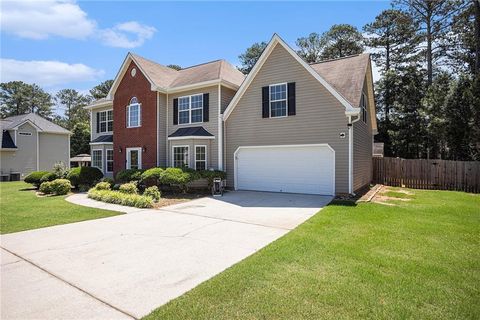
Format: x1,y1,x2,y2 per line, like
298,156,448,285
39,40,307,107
1,0,96,40
1,1,156,48
98,21,157,48
0,58,104,87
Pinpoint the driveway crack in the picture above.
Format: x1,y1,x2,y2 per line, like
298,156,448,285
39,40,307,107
0,246,138,320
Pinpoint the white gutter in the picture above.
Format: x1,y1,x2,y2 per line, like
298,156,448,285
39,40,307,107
348,113,361,195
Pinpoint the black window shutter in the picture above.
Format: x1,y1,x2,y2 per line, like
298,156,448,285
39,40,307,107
262,86,269,118
173,98,178,125
96,112,100,132
288,82,296,116
203,93,209,122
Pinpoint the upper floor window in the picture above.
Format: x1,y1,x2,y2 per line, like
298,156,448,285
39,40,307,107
97,110,113,133
269,83,287,118
127,97,141,128
178,94,203,124
361,93,367,123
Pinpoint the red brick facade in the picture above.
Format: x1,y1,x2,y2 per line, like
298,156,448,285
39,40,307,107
113,61,157,175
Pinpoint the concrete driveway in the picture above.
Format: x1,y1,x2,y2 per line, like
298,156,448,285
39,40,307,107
1,191,331,319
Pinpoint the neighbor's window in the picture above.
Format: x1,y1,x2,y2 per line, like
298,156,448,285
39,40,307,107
178,94,203,124
195,145,206,170
361,93,367,123
92,150,103,170
127,97,141,128
270,83,287,117
173,146,189,168
106,149,113,172
98,110,113,133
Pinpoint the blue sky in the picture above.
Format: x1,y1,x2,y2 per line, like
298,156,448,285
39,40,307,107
1,1,390,98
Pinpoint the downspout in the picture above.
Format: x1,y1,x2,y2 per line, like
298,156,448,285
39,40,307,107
348,114,361,194
156,91,160,166
217,84,223,170
166,93,169,166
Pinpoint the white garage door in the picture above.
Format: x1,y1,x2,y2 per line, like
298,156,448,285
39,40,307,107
235,144,335,195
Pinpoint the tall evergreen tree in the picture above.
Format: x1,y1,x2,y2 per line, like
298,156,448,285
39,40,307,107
296,32,324,63
238,41,267,74
395,0,468,86
0,81,53,118
320,24,364,60
70,122,91,157
89,80,113,100
444,74,475,160
55,89,92,130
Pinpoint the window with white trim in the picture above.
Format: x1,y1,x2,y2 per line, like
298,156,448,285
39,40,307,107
178,94,203,124
195,145,206,170
361,93,367,123
92,150,103,170
98,110,113,133
270,83,287,117
106,149,113,172
127,97,141,128
173,146,189,168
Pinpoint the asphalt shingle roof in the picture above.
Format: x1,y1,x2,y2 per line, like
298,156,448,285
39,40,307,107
0,113,70,134
91,135,113,143
169,126,214,138
1,130,16,149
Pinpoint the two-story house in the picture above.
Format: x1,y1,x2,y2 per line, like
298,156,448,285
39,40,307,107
86,34,377,195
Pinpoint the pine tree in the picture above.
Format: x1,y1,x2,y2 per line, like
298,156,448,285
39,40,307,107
238,42,267,74
0,81,53,118
296,32,324,63
89,80,113,100
320,24,364,60
55,89,92,130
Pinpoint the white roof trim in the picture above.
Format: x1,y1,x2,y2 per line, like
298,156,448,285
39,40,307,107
167,135,215,141
84,100,113,110
10,119,42,131
90,142,113,145
223,34,357,121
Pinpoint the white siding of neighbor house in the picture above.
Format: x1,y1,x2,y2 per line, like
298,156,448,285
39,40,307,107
38,132,70,171
0,123,38,178
225,43,350,194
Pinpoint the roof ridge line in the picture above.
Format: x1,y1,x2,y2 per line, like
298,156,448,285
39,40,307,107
180,59,223,71
309,53,368,65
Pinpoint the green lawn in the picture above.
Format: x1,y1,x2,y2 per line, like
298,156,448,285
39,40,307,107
0,181,120,234
145,189,480,320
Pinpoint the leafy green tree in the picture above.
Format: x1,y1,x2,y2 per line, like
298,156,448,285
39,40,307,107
55,89,92,130
89,80,113,100
320,24,364,60
166,64,182,71
389,65,427,158
421,72,452,159
296,32,324,63
0,81,53,118
70,122,91,157
238,41,267,74
444,74,475,160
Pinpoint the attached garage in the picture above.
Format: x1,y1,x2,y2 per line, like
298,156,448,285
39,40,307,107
234,144,335,195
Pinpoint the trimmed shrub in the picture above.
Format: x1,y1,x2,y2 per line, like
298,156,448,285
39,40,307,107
116,169,144,183
140,168,164,187
198,170,227,187
67,167,103,188
100,177,114,187
162,168,193,186
94,181,111,190
40,172,58,184
24,171,50,188
88,189,153,208
50,179,72,195
40,179,72,195
119,182,138,194
39,181,53,194
144,186,161,201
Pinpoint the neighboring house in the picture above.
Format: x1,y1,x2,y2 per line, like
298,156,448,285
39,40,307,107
0,113,71,178
86,34,376,195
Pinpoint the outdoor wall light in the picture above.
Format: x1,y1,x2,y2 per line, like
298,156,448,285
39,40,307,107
118,147,122,153
143,146,147,152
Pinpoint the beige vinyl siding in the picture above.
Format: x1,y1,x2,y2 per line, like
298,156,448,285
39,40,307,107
221,87,237,114
353,73,374,191
169,139,215,170
91,105,113,141
167,86,218,168
157,93,167,166
225,44,350,194
38,132,69,171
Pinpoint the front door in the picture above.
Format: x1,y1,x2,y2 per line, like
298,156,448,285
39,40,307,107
126,147,142,169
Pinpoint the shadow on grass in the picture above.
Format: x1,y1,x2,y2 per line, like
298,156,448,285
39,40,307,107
328,200,357,207
19,187,37,191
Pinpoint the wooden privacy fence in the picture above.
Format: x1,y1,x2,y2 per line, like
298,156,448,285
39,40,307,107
373,157,480,193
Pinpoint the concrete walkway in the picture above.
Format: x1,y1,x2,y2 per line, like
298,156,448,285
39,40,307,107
1,191,331,319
